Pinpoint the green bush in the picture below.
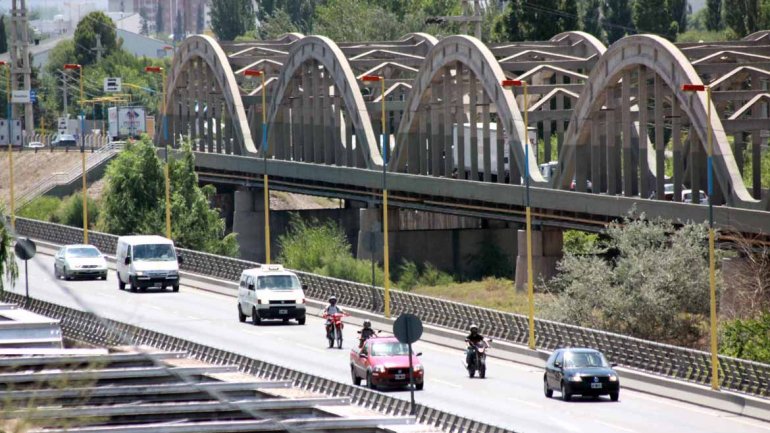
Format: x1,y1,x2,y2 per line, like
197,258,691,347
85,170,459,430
395,260,454,291
563,230,602,255
467,241,514,280
721,313,770,363
55,193,100,229
17,196,62,222
278,215,351,272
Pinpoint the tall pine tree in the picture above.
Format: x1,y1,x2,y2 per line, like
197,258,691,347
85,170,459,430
0,16,7,54
196,3,205,34
520,0,562,40
559,0,580,32
706,0,722,30
174,9,184,41
155,2,165,35
603,0,635,44
210,0,256,41
582,0,604,42
633,0,671,37
667,0,688,35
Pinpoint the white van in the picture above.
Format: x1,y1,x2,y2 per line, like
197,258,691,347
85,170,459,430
116,235,182,292
237,264,306,325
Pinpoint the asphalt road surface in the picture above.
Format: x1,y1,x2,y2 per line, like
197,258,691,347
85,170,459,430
5,253,769,433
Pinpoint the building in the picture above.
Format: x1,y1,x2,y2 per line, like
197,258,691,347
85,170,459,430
108,0,207,37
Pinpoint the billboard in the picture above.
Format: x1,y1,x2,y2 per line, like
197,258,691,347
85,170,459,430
108,106,147,139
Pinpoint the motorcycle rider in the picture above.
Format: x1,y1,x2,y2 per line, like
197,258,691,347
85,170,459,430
465,324,487,367
358,320,377,348
323,296,344,338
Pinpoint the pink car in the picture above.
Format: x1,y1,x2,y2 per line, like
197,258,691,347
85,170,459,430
350,336,424,390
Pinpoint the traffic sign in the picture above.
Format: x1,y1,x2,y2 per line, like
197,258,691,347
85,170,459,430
104,77,122,92
14,238,36,260
30,90,37,103
11,90,31,103
393,313,423,344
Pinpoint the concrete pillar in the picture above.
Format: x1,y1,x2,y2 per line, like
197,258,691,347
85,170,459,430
356,207,399,263
233,187,265,262
514,228,563,291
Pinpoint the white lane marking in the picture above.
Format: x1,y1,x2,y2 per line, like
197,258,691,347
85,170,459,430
508,396,544,409
726,416,770,432
296,343,326,354
549,416,582,432
596,420,636,433
430,378,462,389
630,392,720,416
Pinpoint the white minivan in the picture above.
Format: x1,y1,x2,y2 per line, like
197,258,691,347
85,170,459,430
116,235,182,292
237,264,306,325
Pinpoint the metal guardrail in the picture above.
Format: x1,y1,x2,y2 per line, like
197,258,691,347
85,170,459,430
1,291,515,433
11,217,770,398
12,141,123,210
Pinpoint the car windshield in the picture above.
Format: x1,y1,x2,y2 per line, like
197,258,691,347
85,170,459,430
664,184,674,193
257,275,301,290
564,351,609,368
371,342,409,356
66,247,101,258
133,244,176,261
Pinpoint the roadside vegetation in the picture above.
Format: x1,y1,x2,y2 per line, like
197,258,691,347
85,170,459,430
18,193,100,229
0,206,18,293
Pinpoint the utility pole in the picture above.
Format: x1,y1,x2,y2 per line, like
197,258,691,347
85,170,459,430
94,34,105,63
61,72,68,114
9,0,33,139
426,0,482,39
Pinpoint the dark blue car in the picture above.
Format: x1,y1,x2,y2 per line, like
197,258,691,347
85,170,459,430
544,348,620,401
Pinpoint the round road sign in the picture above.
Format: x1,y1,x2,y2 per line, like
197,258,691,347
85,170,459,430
14,238,36,261
393,313,423,345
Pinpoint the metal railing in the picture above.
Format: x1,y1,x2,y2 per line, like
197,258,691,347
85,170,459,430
10,217,770,398
12,140,123,210
1,291,515,433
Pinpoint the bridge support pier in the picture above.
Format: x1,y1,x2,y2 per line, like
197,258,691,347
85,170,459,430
514,228,563,292
233,187,267,262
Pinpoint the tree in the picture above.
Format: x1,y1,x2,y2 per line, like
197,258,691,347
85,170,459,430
559,0,580,32
174,9,184,41
139,7,149,35
210,0,255,41
259,9,300,40
155,1,164,35
667,0,688,34
98,137,238,256
725,0,760,37
73,11,117,66
633,0,671,37
519,0,562,40
544,216,714,347
0,212,19,294
0,15,7,54
582,0,604,42
196,2,205,34
314,0,417,41
705,0,722,31
603,0,635,43
493,0,523,41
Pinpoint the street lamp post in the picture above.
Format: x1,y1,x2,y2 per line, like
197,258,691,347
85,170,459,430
145,66,172,239
682,83,719,391
244,69,271,264
502,79,535,350
361,74,390,318
1,61,13,230
64,63,88,244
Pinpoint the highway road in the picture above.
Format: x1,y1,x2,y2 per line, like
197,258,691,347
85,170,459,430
5,252,770,433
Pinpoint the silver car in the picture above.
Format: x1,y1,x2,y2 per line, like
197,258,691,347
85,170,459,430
54,245,108,280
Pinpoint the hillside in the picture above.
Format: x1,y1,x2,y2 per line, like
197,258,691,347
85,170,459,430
0,150,86,210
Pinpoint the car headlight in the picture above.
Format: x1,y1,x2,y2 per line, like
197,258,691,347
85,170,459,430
72,264,82,269
568,374,582,382
609,375,618,382
169,271,179,276
413,365,423,372
373,366,386,373
135,271,145,276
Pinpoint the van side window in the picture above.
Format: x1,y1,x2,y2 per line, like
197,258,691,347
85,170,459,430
248,277,256,291
240,277,247,289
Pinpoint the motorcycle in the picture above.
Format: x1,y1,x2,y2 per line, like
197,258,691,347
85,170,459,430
357,328,380,348
323,312,346,349
466,338,491,378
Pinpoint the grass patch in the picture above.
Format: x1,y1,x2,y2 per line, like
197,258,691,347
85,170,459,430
409,277,551,315
17,196,61,221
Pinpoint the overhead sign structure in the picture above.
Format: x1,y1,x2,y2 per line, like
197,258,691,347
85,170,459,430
104,77,122,93
11,90,31,103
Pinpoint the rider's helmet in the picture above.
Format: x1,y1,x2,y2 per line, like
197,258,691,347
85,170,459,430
329,296,337,305
363,320,372,329
470,324,479,335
